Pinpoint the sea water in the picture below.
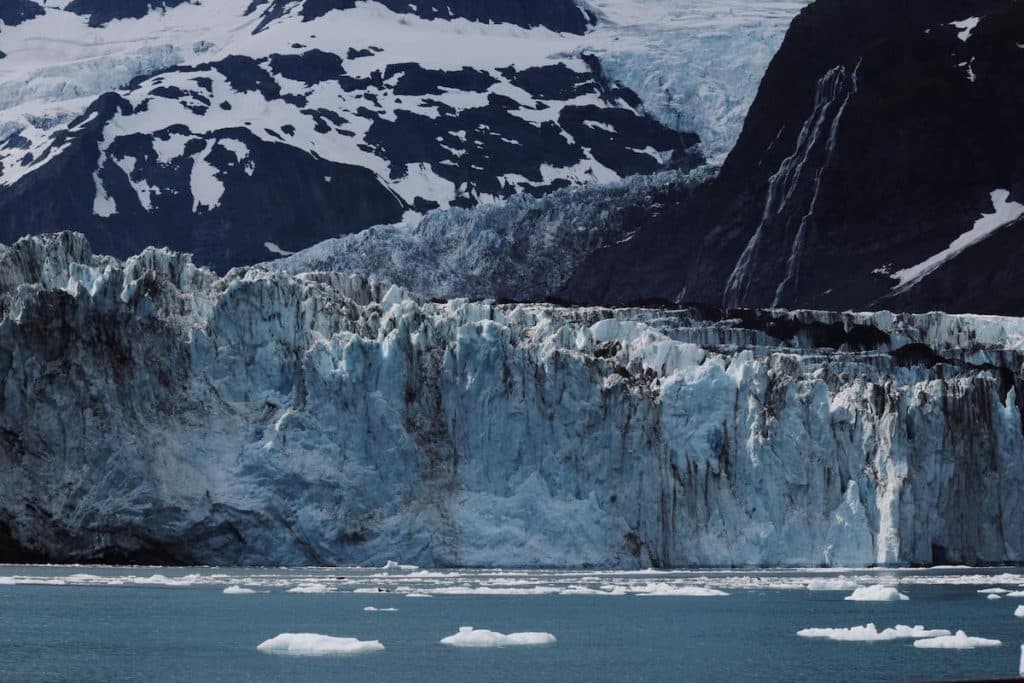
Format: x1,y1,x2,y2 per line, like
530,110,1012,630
0,566,1022,682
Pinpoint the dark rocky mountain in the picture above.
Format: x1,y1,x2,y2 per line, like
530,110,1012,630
248,0,596,34
0,0,44,27
0,0,701,272
564,0,1024,315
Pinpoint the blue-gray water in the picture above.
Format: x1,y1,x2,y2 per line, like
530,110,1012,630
1,566,1022,682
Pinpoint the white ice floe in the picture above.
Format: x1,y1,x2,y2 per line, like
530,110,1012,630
986,594,1003,601
1015,605,1024,618
257,633,385,656
797,624,951,642
224,585,257,595
806,577,860,591
287,584,333,594
404,592,432,598
978,587,1010,594
133,573,202,587
912,630,1001,649
383,561,419,571
440,626,556,648
363,606,399,612
844,585,909,602
633,582,729,597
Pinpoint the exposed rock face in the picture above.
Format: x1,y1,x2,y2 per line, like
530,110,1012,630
565,0,1024,315
1,233,1022,567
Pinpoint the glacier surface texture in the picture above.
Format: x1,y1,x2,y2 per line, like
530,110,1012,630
0,233,1022,567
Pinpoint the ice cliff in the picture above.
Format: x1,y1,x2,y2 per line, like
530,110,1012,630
1,233,1022,567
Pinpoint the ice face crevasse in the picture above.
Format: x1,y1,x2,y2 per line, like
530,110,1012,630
1,233,1023,567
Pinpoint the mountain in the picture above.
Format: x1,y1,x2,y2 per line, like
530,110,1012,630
2,232,1022,566
0,0,804,272
563,0,1024,314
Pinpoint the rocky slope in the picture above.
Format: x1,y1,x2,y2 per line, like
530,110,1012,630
1,233,1022,567
563,0,1024,314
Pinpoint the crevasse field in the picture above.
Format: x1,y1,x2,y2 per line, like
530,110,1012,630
1,565,1022,682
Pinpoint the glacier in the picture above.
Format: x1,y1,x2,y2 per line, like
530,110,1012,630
1,232,1023,567
269,168,713,301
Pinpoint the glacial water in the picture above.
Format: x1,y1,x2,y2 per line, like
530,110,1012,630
1,566,1022,682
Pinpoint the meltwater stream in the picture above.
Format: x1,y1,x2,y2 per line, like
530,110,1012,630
1,566,1023,682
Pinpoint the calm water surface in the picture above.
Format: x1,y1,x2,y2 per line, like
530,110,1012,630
0,566,1022,682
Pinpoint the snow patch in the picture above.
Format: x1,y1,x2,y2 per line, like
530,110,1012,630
892,189,1024,288
264,242,294,257
950,17,979,42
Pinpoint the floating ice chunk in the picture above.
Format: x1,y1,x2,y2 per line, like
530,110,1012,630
257,633,384,656
440,626,556,648
1006,590,1024,598
404,592,432,598
287,583,333,594
363,606,399,612
382,560,418,570
978,587,1010,594
844,585,908,602
634,582,729,597
797,624,951,642
1014,605,1024,618
986,594,1003,601
0,577,17,585
913,630,1001,649
224,585,257,595
806,577,860,591
134,573,201,587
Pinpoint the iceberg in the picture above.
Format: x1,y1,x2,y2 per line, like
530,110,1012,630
257,633,384,656
844,586,909,602
912,631,1001,649
797,624,951,642
440,627,556,648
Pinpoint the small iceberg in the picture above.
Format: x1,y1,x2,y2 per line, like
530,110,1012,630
912,630,1001,649
382,560,418,571
806,577,859,592
844,585,908,602
1014,605,1024,618
364,606,399,612
440,626,556,648
797,624,950,642
634,582,729,597
287,583,333,594
257,633,384,656
978,587,1010,594
224,586,257,595
986,594,1002,601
